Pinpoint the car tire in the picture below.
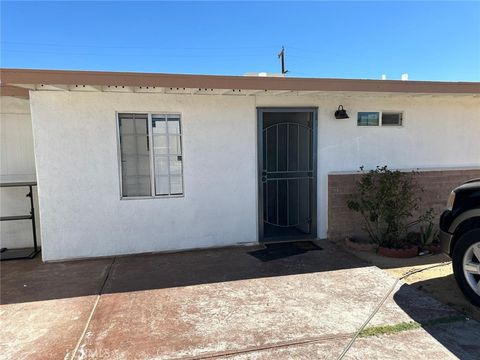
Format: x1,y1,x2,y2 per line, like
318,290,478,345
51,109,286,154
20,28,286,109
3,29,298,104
452,228,480,307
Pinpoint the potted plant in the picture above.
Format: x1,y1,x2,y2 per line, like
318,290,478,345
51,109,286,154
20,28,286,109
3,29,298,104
347,166,433,258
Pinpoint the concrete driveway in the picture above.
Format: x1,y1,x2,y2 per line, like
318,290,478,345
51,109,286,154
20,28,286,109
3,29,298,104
1,241,479,359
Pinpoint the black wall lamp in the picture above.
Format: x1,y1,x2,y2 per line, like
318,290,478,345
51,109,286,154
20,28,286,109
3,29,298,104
334,105,349,119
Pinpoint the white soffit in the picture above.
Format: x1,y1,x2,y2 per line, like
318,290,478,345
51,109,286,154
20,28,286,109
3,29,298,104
9,83,480,98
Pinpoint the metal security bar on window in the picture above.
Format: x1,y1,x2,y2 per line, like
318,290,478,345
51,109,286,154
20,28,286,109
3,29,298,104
381,112,403,126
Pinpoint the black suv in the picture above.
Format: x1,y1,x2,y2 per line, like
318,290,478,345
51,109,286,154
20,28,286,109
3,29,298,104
440,179,480,306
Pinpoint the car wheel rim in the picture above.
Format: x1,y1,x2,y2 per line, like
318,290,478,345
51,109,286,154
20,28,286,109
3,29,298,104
462,241,480,296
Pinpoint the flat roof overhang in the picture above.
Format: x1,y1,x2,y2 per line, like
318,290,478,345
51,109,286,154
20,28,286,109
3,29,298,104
0,84,30,98
1,68,480,98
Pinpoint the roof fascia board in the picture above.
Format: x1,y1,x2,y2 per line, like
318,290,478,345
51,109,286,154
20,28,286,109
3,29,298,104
1,68,479,94
0,85,30,98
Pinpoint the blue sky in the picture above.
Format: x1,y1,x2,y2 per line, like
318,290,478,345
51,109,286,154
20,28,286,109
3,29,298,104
1,1,479,81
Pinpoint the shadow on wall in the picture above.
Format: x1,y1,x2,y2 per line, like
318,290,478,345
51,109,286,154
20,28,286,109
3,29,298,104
1,240,370,305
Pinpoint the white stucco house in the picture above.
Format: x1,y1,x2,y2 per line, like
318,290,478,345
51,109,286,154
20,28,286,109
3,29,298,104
1,68,479,261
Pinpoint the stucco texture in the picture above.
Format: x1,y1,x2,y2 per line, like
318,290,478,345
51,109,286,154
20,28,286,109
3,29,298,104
256,94,480,239
30,92,257,261
30,91,480,260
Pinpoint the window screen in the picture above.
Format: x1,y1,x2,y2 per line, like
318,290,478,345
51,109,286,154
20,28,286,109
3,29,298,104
152,115,183,195
118,113,184,198
382,112,403,126
357,112,379,126
118,113,151,197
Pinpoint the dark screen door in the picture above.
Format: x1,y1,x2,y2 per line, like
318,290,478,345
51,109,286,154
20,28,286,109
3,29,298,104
258,108,317,242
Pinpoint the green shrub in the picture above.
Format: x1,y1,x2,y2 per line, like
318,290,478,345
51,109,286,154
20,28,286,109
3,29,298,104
347,166,433,248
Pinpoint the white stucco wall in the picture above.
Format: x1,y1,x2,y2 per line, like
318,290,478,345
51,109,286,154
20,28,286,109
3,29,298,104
30,90,480,261
30,91,257,261
0,96,40,248
256,94,480,237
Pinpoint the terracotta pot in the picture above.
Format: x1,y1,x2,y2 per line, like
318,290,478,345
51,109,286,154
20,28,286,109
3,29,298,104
344,237,376,252
428,243,442,254
378,245,419,258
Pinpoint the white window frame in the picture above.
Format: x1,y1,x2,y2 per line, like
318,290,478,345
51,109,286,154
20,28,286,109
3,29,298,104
116,111,184,200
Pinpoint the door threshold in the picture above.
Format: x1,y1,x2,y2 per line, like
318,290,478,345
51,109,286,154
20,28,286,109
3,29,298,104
260,236,318,244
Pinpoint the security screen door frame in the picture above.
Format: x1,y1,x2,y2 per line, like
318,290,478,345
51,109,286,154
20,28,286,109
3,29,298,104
257,107,318,242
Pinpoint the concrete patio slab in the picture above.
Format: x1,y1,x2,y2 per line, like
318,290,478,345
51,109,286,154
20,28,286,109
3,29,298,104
1,241,479,360
101,242,367,294
1,257,112,304
423,320,480,359
217,311,480,360
76,266,464,360
1,297,97,360
0,257,112,360
335,320,480,360
214,329,458,360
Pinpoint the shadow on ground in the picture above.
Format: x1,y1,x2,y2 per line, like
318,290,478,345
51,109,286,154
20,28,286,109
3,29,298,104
393,283,480,360
411,274,480,321
1,240,369,304
2,240,480,359
345,246,452,270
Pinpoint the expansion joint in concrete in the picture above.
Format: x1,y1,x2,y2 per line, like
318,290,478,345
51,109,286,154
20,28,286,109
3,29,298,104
69,257,116,360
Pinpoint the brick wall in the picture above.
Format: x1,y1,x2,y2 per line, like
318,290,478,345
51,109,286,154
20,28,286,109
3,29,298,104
327,168,480,241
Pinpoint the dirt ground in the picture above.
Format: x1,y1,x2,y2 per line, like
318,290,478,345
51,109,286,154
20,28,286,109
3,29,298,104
343,245,480,322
